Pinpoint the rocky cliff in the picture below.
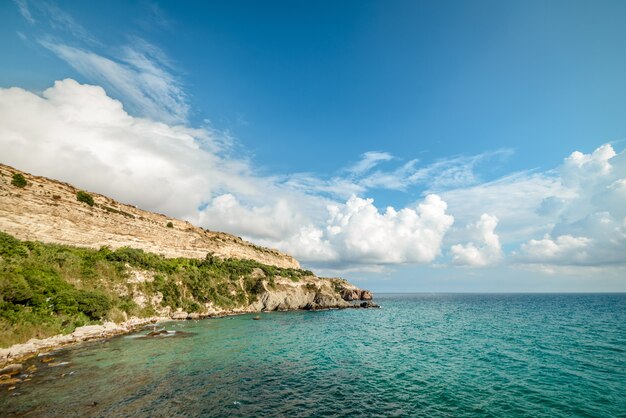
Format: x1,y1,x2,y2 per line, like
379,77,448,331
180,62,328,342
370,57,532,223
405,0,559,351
0,164,299,269
0,163,377,367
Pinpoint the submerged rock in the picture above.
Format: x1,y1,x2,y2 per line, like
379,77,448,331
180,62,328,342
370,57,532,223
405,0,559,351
0,378,21,386
0,364,22,376
146,330,169,337
139,330,196,339
359,301,380,308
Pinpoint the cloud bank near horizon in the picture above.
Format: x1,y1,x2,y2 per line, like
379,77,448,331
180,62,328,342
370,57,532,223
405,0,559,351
1,79,625,273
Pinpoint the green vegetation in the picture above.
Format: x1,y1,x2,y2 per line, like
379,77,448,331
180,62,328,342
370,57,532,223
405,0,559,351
76,190,95,206
0,232,314,347
11,173,27,188
167,221,174,228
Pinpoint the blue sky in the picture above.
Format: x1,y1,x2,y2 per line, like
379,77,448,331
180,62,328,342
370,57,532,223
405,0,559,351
1,0,626,291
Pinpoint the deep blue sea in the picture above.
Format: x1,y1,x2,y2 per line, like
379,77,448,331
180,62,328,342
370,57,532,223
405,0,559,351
2,294,626,417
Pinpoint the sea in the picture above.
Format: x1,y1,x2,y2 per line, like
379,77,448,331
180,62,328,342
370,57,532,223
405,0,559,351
2,293,626,417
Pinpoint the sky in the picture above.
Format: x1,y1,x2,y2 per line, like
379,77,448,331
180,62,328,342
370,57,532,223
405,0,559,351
1,0,626,292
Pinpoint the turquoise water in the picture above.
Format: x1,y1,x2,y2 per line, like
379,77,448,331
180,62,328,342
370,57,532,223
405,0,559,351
2,294,626,417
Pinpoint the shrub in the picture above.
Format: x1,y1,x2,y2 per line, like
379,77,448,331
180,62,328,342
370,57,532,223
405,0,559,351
0,232,29,259
0,274,33,304
167,221,174,228
76,291,111,319
11,173,27,188
0,231,324,347
76,191,95,206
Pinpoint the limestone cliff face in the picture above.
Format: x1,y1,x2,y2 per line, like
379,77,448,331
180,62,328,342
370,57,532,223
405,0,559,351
0,164,299,269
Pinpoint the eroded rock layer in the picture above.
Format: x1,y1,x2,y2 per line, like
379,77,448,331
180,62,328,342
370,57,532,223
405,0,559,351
0,164,299,269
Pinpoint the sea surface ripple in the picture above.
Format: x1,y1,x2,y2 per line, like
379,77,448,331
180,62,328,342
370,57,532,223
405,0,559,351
2,293,626,417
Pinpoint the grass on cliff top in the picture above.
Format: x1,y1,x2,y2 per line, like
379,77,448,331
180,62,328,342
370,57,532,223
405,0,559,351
0,231,314,348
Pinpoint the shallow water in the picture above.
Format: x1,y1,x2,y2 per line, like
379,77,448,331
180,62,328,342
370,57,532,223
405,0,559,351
2,294,626,417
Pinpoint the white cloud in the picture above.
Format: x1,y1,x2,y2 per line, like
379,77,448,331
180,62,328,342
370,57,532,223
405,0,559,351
323,194,454,264
436,143,626,269
282,149,513,201
200,193,455,266
562,144,616,188
14,2,186,123
286,194,454,264
0,79,459,270
451,214,503,266
518,235,591,264
39,41,189,124
283,173,365,200
440,171,568,244
2,79,624,272
197,193,308,241
347,151,394,176
513,145,626,267
0,79,233,219
357,149,513,192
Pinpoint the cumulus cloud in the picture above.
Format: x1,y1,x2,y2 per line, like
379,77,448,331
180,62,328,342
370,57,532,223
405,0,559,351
256,195,454,265
450,214,503,266
197,194,309,241
440,172,568,244
0,79,459,270
0,79,249,219
2,77,625,273
324,195,454,264
518,235,591,264
436,143,626,270
514,145,626,267
11,0,624,279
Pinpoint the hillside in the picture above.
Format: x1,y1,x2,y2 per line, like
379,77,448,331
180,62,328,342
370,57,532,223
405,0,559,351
0,164,375,363
0,231,370,348
0,163,299,269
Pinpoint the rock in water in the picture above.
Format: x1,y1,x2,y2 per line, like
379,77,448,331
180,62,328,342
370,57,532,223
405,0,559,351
0,364,23,376
146,330,169,337
360,290,373,300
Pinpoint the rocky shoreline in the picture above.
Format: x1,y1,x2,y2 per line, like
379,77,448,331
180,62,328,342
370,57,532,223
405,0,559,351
0,299,379,371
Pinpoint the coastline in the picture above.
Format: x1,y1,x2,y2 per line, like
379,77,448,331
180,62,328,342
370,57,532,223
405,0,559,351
0,302,379,369
0,316,169,369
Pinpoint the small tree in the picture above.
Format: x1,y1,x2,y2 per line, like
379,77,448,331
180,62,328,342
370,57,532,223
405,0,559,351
76,191,94,206
11,173,27,188
167,221,174,228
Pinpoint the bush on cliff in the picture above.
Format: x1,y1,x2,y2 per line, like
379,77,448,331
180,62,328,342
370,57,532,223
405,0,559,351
76,190,95,206
11,173,27,188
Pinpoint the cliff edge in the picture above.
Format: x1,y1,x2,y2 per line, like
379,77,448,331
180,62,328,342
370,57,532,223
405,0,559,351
0,163,299,269
0,164,377,365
